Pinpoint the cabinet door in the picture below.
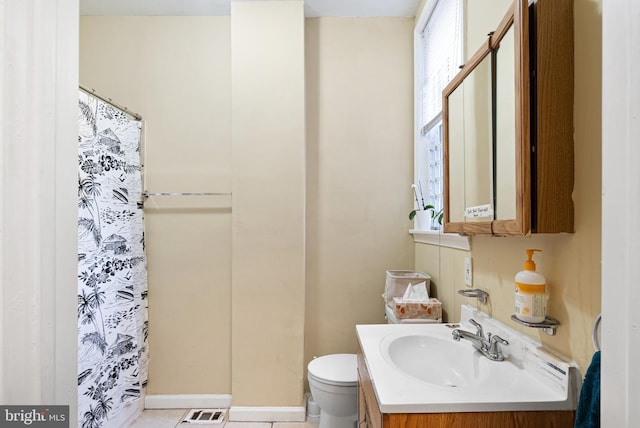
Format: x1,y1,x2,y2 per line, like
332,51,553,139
357,381,367,427
357,353,382,428
444,2,521,235
443,0,573,236
385,411,575,427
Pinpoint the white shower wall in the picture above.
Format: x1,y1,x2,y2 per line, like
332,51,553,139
0,0,79,425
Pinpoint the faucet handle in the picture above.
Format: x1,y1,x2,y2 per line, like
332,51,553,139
489,334,508,345
469,319,485,339
487,334,509,358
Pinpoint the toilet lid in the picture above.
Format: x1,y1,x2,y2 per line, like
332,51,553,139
308,354,357,386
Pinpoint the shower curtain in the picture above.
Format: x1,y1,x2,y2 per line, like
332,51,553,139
77,90,148,427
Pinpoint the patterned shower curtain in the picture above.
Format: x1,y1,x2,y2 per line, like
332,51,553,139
77,90,148,427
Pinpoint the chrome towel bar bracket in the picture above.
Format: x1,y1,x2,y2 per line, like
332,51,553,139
457,289,489,304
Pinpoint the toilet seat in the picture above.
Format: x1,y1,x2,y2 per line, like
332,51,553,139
308,354,357,387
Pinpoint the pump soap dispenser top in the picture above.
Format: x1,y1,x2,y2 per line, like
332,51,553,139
514,249,546,323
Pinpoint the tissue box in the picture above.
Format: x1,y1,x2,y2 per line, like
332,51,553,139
392,297,442,320
384,270,431,306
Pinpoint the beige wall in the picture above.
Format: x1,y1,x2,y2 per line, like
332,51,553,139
415,0,602,375
80,16,233,394
304,17,416,361
230,1,306,407
81,11,416,402
465,0,513,58
80,0,602,402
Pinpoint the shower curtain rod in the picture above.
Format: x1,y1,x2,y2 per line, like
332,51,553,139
79,84,143,121
143,191,232,197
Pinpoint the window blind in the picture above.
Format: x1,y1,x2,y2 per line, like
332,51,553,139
421,0,463,133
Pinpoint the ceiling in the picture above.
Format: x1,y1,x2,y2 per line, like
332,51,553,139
79,0,422,17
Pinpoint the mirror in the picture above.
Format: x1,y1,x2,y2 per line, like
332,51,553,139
446,81,465,223
443,3,518,235
462,52,493,222
446,52,493,224
494,25,517,220
443,0,573,236
443,38,494,234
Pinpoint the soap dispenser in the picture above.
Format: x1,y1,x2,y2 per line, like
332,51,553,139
514,249,546,323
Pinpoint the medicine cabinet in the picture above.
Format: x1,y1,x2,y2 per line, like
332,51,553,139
443,0,574,236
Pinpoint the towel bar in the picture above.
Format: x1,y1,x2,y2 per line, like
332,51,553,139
592,313,602,351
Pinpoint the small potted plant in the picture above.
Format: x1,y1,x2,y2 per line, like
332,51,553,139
409,183,443,229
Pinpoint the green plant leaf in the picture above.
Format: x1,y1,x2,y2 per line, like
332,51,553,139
409,209,417,220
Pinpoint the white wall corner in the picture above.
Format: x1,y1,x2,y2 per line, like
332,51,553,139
602,0,640,425
1,2,78,422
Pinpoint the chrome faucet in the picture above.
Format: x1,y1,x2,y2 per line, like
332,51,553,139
452,319,509,361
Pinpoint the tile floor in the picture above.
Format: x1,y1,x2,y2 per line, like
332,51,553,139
129,409,320,428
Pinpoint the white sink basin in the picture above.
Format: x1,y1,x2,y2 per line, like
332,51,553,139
382,334,491,388
356,305,581,413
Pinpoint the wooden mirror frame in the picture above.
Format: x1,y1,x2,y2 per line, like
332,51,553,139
443,0,528,235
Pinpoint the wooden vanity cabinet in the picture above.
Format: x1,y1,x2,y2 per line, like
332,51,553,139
358,352,382,428
357,351,575,428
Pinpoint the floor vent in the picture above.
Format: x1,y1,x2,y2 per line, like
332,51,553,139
179,408,227,425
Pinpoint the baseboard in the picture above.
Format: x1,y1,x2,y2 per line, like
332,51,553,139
229,406,306,422
144,394,232,409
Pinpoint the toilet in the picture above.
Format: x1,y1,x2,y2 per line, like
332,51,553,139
306,271,439,428
307,353,358,428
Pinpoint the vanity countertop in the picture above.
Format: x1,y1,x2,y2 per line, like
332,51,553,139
356,305,581,413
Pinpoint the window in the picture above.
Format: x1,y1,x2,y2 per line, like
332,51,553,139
414,0,463,231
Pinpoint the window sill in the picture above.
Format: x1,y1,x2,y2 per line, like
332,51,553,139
409,229,471,251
